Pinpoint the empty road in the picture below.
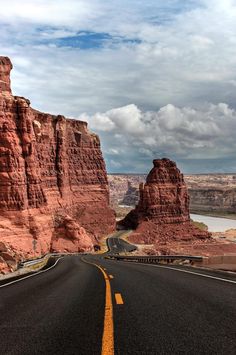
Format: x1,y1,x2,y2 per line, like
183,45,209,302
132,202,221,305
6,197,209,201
1,236,236,354
106,231,137,254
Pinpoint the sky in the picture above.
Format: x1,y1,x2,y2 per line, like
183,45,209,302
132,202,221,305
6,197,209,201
1,0,236,173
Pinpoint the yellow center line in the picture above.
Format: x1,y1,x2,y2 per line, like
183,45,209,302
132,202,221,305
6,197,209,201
81,257,114,355
115,293,124,305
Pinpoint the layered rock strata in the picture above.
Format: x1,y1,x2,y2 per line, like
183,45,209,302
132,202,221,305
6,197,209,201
0,56,115,272
109,173,236,214
189,188,236,214
119,159,213,253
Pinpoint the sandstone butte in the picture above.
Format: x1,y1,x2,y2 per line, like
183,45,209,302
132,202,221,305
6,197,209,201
119,158,236,256
0,56,115,273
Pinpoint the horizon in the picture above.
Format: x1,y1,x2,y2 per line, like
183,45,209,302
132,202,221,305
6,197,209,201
108,172,236,176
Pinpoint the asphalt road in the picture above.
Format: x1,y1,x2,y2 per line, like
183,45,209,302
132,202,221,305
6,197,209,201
0,256,105,355
1,240,236,354
106,231,137,254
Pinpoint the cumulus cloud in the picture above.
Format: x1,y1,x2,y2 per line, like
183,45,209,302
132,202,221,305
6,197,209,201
1,0,236,172
1,0,236,114
0,1,97,27
84,103,236,172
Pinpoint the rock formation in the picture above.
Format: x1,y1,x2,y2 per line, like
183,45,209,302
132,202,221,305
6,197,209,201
119,158,212,252
109,173,236,214
0,56,115,273
0,57,12,93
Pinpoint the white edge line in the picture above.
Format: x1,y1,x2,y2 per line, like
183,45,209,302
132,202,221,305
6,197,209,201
152,264,236,284
0,257,64,289
120,260,236,285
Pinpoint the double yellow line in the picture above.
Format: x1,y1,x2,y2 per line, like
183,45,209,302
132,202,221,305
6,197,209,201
82,258,114,355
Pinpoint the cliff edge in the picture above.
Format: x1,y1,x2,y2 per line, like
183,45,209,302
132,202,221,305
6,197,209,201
0,56,115,273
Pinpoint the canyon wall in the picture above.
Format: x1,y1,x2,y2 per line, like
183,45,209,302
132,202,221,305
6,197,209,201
109,174,145,207
108,174,236,214
189,188,236,213
0,56,115,272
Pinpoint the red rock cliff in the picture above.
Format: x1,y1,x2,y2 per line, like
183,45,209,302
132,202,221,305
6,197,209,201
0,56,115,272
0,57,12,93
120,158,212,252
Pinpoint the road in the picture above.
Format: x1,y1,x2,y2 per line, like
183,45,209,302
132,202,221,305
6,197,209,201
106,231,137,254
0,235,236,354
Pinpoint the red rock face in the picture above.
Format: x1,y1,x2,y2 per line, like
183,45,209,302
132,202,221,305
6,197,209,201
120,158,211,251
0,57,12,93
138,159,190,224
0,57,115,272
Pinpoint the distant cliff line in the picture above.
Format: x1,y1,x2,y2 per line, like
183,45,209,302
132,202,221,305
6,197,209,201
108,174,236,216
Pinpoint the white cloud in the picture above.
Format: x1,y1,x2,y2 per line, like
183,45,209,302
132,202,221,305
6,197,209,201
105,148,120,155
84,102,236,172
1,0,236,172
110,160,122,168
1,0,236,115
0,0,97,27
81,112,115,131
138,148,153,157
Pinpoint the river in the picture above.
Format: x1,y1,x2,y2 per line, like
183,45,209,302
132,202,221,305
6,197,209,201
190,214,236,232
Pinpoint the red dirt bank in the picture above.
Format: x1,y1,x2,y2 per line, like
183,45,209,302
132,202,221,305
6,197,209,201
0,57,115,273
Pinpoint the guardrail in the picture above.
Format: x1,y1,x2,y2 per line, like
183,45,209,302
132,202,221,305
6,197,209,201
106,254,204,265
19,252,66,267
19,254,52,271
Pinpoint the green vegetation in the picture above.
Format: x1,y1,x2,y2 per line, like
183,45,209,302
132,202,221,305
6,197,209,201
191,219,208,231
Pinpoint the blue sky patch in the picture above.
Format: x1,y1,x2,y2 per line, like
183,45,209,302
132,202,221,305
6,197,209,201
55,31,112,49
35,29,141,49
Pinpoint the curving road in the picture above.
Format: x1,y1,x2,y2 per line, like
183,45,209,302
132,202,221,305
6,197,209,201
106,231,137,254
0,235,236,354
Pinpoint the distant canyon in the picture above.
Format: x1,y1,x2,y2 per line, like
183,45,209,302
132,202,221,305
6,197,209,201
108,173,236,216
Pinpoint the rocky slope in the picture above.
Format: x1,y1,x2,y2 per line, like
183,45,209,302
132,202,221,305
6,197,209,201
118,159,236,256
0,56,115,273
108,174,236,214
